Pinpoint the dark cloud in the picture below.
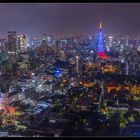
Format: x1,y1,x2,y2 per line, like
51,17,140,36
0,3,139,37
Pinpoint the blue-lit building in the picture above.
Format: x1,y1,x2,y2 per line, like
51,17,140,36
97,21,107,59
98,21,104,53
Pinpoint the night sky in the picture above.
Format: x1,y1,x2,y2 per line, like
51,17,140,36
0,3,140,37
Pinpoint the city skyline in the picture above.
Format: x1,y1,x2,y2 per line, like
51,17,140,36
0,3,140,37
0,4,140,136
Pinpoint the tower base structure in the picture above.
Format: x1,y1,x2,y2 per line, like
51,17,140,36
98,52,108,59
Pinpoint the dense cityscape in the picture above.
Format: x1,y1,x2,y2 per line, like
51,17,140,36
0,3,140,137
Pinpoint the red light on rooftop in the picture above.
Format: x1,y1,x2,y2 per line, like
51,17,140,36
98,52,108,59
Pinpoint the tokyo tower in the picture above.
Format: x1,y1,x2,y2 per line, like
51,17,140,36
97,21,108,59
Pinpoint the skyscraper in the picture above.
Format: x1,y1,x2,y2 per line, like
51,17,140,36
8,31,18,53
19,34,28,51
97,21,107,59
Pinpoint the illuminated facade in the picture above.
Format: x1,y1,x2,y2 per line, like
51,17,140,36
108,36,113,52
103,64,119,73
97,21,107,59
19,34,28,51
41,34,47,42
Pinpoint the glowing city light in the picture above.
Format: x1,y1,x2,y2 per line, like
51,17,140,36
76,56,79,59
56,70,61,73
109,36,113,39
121,59,124,63
31,73,35,76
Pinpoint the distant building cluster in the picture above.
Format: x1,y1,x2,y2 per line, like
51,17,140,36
0,22,140,136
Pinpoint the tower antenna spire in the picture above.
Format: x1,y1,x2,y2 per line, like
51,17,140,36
99,21,103,29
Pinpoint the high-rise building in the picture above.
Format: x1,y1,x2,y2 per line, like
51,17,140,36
19,34,28,51
0,39,8,50
41,34,47,42
97,22,107,59
47,35,55,46
7,31,19,77
7,31,18,52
